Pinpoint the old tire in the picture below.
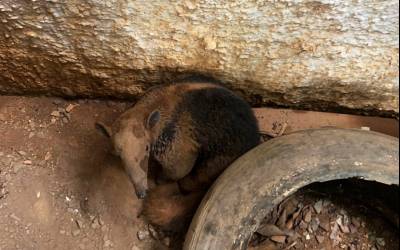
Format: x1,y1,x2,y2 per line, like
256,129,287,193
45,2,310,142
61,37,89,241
183,128,399,250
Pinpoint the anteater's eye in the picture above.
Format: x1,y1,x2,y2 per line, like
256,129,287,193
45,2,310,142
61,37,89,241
146,110,160,129
145,145,149,152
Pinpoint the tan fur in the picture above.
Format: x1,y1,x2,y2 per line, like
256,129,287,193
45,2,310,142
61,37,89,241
143,183,205,230
101,81,258,229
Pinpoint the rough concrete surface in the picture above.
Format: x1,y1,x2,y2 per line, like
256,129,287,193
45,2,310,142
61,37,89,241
0,1,399,114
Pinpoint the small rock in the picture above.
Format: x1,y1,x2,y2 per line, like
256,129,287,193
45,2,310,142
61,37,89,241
131,246,140,250
286,242,297,249
65,104,78,113
59,230,66,235
310,218,320,232
44,152,51,161
72,229,80,236
75,219,84,229
137,229,150,241
101,225,107,232
342,212,350,225
337,217,350,234
62,117,69,124
17,151,26,156
36,192,40,198
0,187,7,199
330,222,341,246
270,235,286,244
307,224,314,234
299,220,308,230
303,210,312,223
376,238,385,247
23,160,32,165
28,132,35,138
104,240,113,247
91,218,100,229
10,213,21,221
319,218,330,232
50,111,61,117
162,237,171,247
305,233,311,240
148,224,158,239
313,200,323,214
316,235,325,244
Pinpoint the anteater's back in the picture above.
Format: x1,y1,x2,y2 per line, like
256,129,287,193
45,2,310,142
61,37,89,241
178,85,260,160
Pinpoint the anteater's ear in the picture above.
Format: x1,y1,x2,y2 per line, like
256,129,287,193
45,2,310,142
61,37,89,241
95,122,112,138
146,110,160,129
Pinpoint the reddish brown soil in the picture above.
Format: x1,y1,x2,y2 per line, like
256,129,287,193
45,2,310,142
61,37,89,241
0,96,160,250
0,96,398,250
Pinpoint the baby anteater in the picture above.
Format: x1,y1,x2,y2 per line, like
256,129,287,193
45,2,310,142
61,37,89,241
97,80,260,230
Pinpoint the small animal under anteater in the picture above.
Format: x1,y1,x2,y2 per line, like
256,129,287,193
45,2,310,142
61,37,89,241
96,79,260,231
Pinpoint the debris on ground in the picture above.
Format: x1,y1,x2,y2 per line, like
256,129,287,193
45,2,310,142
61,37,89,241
0,96,155,250
248,180,398,250
0,96,398,250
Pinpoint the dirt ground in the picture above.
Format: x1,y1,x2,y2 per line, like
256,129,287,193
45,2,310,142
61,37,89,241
0,96,398,250
0,96,160,250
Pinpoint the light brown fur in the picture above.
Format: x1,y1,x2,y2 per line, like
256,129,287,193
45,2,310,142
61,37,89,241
98,81,260,232
143,183,205,230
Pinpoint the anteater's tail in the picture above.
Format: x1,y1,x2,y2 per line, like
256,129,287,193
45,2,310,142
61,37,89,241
143,183,205,231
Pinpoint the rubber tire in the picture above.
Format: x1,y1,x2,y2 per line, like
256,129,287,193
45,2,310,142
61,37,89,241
183,128,399,250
